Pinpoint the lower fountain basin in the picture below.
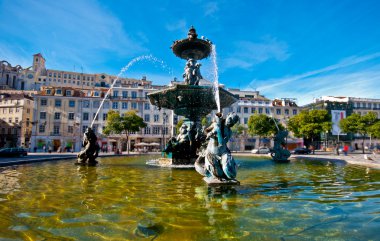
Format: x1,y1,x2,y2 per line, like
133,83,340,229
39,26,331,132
1,155,379,240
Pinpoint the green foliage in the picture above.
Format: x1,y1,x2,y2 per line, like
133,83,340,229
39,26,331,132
176,119,184,134
247,114,280,137
103,110,146,153
231,124,246,137
369,120,380,138
287,109,332,140
339,112,377,136
201,116,210,127
339,111,378,153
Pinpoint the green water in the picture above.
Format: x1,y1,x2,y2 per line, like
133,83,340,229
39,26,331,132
0,155,379,241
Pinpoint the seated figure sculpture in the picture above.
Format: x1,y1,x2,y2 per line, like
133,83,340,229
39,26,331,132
195,112,240,183
163,124,191,156
270,130,291,162
77,127,100,165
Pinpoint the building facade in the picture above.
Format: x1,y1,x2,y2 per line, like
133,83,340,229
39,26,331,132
0,92,34,148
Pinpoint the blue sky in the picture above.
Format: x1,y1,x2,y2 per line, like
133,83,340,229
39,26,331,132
1,0,380,105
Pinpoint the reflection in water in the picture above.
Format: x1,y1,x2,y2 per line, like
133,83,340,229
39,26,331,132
0,168,21,196
0,155,379,240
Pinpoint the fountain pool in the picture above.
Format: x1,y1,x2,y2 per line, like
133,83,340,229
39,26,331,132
0,156,379,240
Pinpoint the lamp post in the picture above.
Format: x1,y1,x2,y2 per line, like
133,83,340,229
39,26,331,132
325,130,328,152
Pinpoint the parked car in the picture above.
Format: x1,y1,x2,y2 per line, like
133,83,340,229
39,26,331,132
251,147,271,154
292,147,311,154
0,147,28,157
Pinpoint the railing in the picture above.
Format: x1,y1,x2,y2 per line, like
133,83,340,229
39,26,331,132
50,132,61,136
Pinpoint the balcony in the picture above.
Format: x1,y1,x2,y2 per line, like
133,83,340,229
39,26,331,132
50,132,61,136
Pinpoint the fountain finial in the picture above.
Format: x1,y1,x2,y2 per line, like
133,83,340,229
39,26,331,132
187,26,198,40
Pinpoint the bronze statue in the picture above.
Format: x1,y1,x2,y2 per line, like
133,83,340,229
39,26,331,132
195,113,240,183
76,127,100,165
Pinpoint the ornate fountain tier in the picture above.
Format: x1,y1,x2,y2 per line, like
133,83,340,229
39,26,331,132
171,26,212,60
147,84,237,119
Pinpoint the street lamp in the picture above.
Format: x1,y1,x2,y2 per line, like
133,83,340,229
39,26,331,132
325,130,329,152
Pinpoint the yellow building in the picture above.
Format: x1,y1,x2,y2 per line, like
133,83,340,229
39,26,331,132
0,92,34,148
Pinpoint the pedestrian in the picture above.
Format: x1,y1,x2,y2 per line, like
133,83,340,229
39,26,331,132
343,145,349,156
335,144,339,156
43,145,46,152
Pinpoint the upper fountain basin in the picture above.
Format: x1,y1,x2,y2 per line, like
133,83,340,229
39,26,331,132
147,84,238,119
171,38,212,60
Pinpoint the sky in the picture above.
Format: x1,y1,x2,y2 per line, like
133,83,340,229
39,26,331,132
1,0,380,105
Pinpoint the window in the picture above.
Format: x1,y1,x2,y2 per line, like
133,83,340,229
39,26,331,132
93,113,98,121
103,102,109,109
53,125,60,135
121,91,128,98
68,113,74,120
236,107,241,113
154,114,159,122
94,92,100,97
285,109,289,115
103,113,107,121
82,125,88,133
55,100,62,107
244,118,248,124
113,91,118,97
54,112,61,120
266,108,270,114
258,108,263,114
132,91,137,99
244,107,248,114
153,126,160,134
83,113,89,121
251,107,256,113
293,109,297,115
93,101,100,108
144,114,150,122
56,89,62,95
66,90,72,96
132,102,137,109
68,126,74,133
39,124,45,133
82,100,90,108
144,103,150,110
66,100,74,108
144,127,151,134
40,112,46,119
112,102,119,109
46,89,52,95
122,102,128,109
15,117,19,123
276,109,281,115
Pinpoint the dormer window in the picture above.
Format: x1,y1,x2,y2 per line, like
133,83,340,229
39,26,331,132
66,90,72,96
56,89,62,95
46,89,52,95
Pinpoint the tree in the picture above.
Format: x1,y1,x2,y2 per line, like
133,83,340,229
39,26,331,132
230,123,246,152
247,114,282,147
339,112,377,153
287,110,332,148
103,110,146,154
369,120,380,138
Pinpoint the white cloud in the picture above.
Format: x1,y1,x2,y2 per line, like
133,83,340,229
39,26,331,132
204,2,219,16
246,53,380,105
165,19,187,31
223,37,290,70
0,0,147,70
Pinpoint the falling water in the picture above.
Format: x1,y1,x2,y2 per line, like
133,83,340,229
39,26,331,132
90,55,172,128
211,44,221,112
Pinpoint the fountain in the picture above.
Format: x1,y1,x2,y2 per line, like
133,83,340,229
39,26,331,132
148,26,240,184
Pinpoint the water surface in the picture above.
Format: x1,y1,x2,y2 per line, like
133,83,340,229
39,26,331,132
0,155,379,240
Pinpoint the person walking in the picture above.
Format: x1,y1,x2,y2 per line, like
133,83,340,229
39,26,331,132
343,145,349,156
